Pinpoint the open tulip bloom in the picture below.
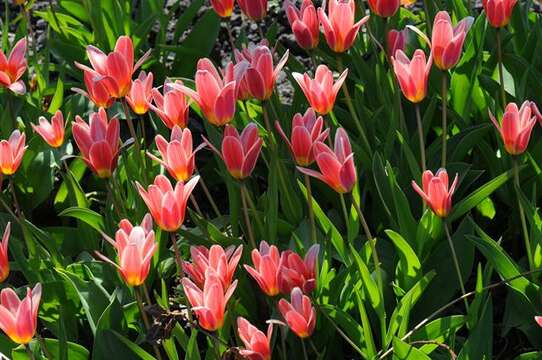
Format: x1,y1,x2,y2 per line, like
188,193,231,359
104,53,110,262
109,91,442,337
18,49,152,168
0,38,27,95
0,129,27,176
126,71,153,115
32,110,65,148
244,241,282,296
0,283,41,345
278,287,316,338
279,244,319,295
0,223,10,283
241,45,289,101
286,0,320,50
210,0,234,17
412,169,458,218
392,49,433,103
432,11,473,70
149,80,190,129
237,317,273,360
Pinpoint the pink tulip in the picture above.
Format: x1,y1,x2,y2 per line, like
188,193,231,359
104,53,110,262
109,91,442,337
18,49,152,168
203,123,262,180
0,130,27,176
278,287,316,338
0,283,41,344
238,0,268,21
482,0,517,28
149,80,190,129
0,223,10,283
72,70,116,108
211,0,234,17
318,0,370,53
392,49,432,103
412,169,458,218
183,244,243,289
489,101,540,155
126,71,153,115
368,0,400,17
387,29,408,58
241,45,289,100
432,12,473,70
136,175,199,232
286,0,320,50
275,108,329,166
32,110,65,148
292,65,348,115
0,38,27,95
72,108,120,178
244,241,281,296
297,128,357,194
237,317,273,360
279,244,319,294
535,316,542,328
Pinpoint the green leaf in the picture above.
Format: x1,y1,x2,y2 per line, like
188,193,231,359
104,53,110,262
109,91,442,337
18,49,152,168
59,207,104,232
319,304,366,357
48,78,64,114
457,298,493,360
385,230,422,290
110,330,156,360
12,339,89,360
392,337,431,360
350,245,381,311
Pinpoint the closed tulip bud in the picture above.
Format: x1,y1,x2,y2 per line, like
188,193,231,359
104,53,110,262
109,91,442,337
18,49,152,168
292,65,348,115
432,12,473,70
183,244,243,289
136,175,199,232
489,101,540,156
0,130,27,176
286,0,320,50
242,45,289,100
203,123,263,180
237,317,273,360
126,71,153,115
368,0,400,17
72,70,116,109
279,244,319,294
244,241,281,296
318,0,370,53
483,0,517,28
387,29,408,58
211,0,234,17
392,49,432,103
0,38,27,95
412,169,458,218
32,110,65,148
278,287,316,338
238,0,268,21
298,128,356,194
72,108,120,178
0,283,41,345
0,223,10,283
149,80,190,129
275,108,329,166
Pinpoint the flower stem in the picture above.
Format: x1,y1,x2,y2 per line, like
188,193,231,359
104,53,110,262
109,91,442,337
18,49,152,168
25,344,36,360
240,183,257,249
280,326,287,360
198,175,222,219
304,174,317,244
339,194,349,229
136,287,163,360
37,334,52,360
189,194,204,217
415,103,426,172
169,232,183,276
301,338,309,360
441,72,448,168
423,0,432,36
122,100,149,185
496,29,507,110
513,158,533,270
443,222,469,311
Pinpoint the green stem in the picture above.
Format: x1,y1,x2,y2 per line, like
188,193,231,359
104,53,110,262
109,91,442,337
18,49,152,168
9,177,35,256
25,344,36,360
496,29,507,110
36,334,52,360
280,326,287,360
304,174,317,244
198,175,222,219
169,232,183,276
189,194,204,217
301,338,309,360
444,222,469,311
422,0,432,36
441,72,448,168
240,183,257,249
135,287,163,360
513,158,533,270
122,100,149,184
415,103,426,172
339,194,349,228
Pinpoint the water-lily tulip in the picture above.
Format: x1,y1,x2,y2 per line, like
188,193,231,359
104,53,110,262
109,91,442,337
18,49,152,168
0,38,27,95
368,0,400,17
238,0,268,21
278,287,316,338
32,110,65,148
412,169,458,218
0,130,27,176
392,49,432,103
183,244,243,289
286,0,320,50
244,241,281,296
72,70,116,108
126,71,153,115
432,11,473,70
387,29,408,58
0,223,10,283
149,80,190,129
237,317,273,360
482,0,517,28
241,45,289,100
0,283,41,344
211,0,235,17
279,244,319,294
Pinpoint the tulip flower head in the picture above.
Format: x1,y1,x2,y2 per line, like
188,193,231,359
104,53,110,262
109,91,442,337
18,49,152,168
387,29,408,58
535,316,542,328
32,110,65,148
238,0,268,21
431,12,473,70
211,0,235,17
368,0,400,18
412,169,458,218
0,283,41,344
297,128,357,194
278,287,316,338
275,108,330,166
72,70,116,108
0,38,27,95
136,175,199,232
234,41,269,101
149,80,190,129
279,244,319,294
0,129,27,176
489,101,540,156
286,0,320,50
244,241,282,296
241,45,289,101
126,71,153,115
237,317,273,360
392,49,432,103
183,244,243,289
72,108,120,178
318,0,370,53
0,223,10,283
203,123,263,180
482,0,517,28
292,65,348,115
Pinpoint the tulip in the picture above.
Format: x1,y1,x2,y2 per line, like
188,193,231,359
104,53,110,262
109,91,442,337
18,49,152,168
0,283,41,344
431,12,473,70
387,29,408,58
297,128,357,194
535,316,542,328
368,0,400,17
237,317,273,360
203,123,262,180
175,59,248,126
72,108,120,178
238,0,268,21
72,70,116,108
32,110,65,148
211,0,234,17
149,80,190,129
126,71,153,115
0,223,10,283
182,270,237,331
412,169,458,218
318,0,370,53
292,65,348,115
401,0,415,5
136,175,199,232
286,0,320,50
242,45,289,100
75,36,150,98
275,108,329,166
244,241,281,296
183,244,243,289
392,49,432,103
0,38,27,95
234,41,267,100
0,130,27,176
482,0,517,28
278,287,316,338
279,244,319,294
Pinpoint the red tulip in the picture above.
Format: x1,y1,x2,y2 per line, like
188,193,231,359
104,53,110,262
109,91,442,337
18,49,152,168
244,241,281,296
278,287,316,338
241,45,289,100
482,0,517,28
535,316,542,328
387,29,408,58
72,108,120,178
292,65,348,115
0,38,27,95
275,108,329,166
0,283,41,344
183,244,243,289
149,80,190,129
72,70,116,108
412,169,458,218
182,270,237,331
368,0,400,17
136,175,199,232
392,49,432,103
0,223,10,283
237,317,273,360
489,101,540,156
211,0,234,17
32,110,65,148
297,128,357,194
279,244,319,294
431,12,473,70
0,129,27,176
234,41,267,100
286,0,320,50
203,123,262,180
126,71,153,115
238,0,268,21
318,0,370,53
